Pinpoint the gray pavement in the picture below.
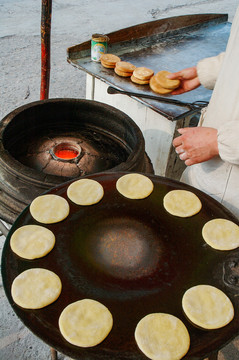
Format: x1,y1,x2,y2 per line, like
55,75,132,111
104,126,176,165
1,1,239,359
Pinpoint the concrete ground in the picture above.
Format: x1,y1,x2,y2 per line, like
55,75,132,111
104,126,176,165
1,1,239,359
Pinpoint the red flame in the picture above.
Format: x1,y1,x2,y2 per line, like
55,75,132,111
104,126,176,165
54,149,78,160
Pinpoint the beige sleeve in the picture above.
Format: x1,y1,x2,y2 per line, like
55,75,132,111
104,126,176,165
196,52,225,90
218,122,239,165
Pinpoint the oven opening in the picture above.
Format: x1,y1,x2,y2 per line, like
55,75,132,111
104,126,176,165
50,142,81,162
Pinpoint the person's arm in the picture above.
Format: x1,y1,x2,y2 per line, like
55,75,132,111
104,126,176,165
196,52,225,90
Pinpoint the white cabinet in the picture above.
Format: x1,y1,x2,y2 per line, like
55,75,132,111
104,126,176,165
86,74,191,179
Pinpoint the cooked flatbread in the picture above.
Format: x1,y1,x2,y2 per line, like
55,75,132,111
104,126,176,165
11,268,62,309
114,67,132,77
135,313,190,360
202,218,239,250
131,74,150,85
149,76,173,95
101,60,115,68
133,67,154,80
59,299,113,347
182,285,234,329
30,194,70,224
10,224,55,259
67,178,104,205
100,53,121,66
155,71,180,90
115,61,136,73
163,190,202,217
116,173,154,199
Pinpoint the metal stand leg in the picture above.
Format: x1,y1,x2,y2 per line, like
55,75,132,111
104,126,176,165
208,352,218,360
50,348,57,360
204,351,218,360
0,220,10,237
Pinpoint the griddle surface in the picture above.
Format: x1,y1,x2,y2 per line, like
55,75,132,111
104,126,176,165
68,14,231,120
2,172,239,359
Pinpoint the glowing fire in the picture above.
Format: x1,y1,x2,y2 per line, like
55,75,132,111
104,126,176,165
54,149,79,160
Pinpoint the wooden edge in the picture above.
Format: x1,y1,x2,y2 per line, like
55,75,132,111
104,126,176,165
67,13,228,57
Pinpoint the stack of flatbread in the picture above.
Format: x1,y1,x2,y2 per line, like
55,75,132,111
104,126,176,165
131,67,154,85
100,54,121,68
114,61,136,77
150,70,180,94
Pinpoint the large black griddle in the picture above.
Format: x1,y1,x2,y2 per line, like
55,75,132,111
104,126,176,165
2,172,239,360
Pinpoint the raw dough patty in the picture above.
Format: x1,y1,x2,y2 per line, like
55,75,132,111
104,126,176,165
182,285,234,329
59,299,113,347
11,268,62,309
30,194,70,224
10,224,55,259
135,313,190,360
202,218,239,250
116,173,154,199
163,189,202,217
67,178,104,205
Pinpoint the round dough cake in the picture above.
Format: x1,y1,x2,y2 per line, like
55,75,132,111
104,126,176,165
115,61,136,73
133,67,154,80
155,70,180,90
59,299,113,347
101,61,115,68
131,74,150,85
100,53,121,66
202,218,239,250
10,224,55,259
11,268,62,309
149,76,173,95
135,313,190,360
182,285,234,329
116,173,154,199
67,178,104,205
163,190,202,217
114,67,132,77
30,194,70,224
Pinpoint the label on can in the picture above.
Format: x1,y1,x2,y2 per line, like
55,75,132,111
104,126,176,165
91,34,109,62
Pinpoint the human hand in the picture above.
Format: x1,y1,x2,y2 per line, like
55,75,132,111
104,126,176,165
173,127,219,166
167,67,201,95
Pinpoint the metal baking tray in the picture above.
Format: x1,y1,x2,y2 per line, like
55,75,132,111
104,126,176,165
67,14,231,120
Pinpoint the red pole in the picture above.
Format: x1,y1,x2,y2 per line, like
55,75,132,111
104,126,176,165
40,0,52,100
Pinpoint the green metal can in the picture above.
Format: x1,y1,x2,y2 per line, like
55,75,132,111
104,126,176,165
91,34,109,62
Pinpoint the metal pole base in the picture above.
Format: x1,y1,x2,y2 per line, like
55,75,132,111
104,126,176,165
204,351,218,360
50,348,57,360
